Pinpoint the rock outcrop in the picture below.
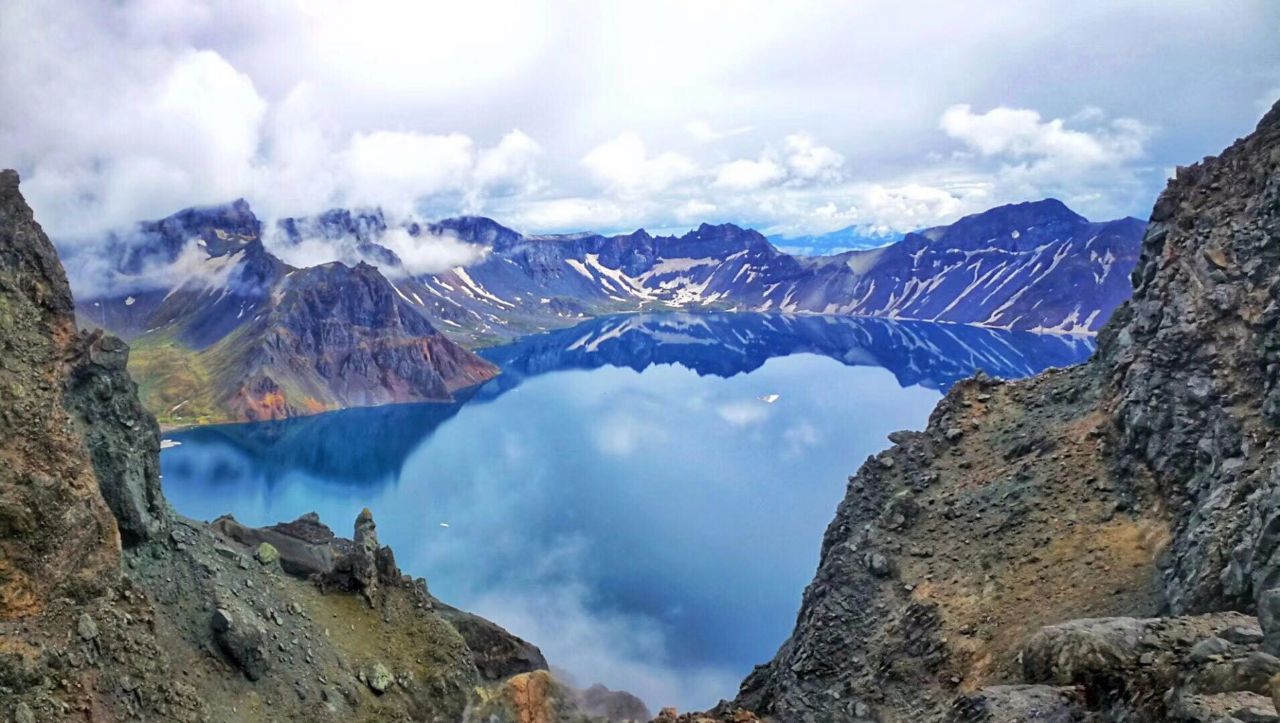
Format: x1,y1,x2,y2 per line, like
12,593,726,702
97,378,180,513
0,170,607,722
710,102,1280,721
0,168,122,616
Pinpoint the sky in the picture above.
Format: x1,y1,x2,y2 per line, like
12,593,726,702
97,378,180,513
2,1,1279,242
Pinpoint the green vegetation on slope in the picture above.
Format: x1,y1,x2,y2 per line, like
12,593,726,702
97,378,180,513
127,330,231,427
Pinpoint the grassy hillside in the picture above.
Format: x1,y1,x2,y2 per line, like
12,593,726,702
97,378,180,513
127,331,233,427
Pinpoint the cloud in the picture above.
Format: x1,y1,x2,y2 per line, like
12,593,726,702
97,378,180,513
463,542,741,713
380,228,489,275
939,104,1152,175
16,48,268,238
343,131,476,209
686,120,753,143
713,157,786,190
267,224,489,277
3,0,1274,244
716,400,770,426
511,197,629,231
783,421,822,457
675,200,718,222
581,133,699,195
593,411,670,456
475,129,545,194
783,133,845,184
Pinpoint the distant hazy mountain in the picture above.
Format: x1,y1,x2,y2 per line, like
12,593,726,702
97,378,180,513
769,225,902,256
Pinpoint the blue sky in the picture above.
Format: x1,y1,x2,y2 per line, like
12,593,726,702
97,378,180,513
3,1,1278,240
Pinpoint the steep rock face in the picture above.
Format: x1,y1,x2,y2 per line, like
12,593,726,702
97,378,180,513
0,168,122,616
720,103,1280,721
0,171,611,722
1100,101,1280,616
63,331,169,545
211,260,498,421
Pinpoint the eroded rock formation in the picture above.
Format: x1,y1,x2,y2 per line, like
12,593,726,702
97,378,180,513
704,101,1280,721
0,169,606,722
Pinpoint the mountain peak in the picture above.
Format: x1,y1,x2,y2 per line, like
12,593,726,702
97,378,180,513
428,216,523,250
966,197,1086,225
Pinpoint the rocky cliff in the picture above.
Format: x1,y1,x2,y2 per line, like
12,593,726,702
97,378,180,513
71,201,498,426
0,170,622,722
675,102,1280,723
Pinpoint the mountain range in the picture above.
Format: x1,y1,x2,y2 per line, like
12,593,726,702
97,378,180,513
74,202,496,425
71,197,1143,423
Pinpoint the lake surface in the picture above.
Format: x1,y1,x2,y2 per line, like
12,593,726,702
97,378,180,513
160,313,1094,711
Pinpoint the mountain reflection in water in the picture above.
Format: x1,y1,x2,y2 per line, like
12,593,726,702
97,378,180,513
161,313,1093,711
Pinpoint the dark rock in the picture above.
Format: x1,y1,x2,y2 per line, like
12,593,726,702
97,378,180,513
436,605,548,681
1189,636,1234,662
725,102,1280,721
574,682,651,721
212,514,337,577
951,684,1084,722
77,612,99,640
211,608,270,681
64,330,169,547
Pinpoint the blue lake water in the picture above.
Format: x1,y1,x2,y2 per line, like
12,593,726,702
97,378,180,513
160,313,1094,711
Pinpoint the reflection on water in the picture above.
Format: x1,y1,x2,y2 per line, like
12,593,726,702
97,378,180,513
161,313,1093,710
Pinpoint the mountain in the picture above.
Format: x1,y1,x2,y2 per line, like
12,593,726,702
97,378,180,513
0,168,611,722
296,199,1142,342
769,224,902,255
81,199,1142,348
675,103,1280,721
72,204,497,425
73,197,1140,424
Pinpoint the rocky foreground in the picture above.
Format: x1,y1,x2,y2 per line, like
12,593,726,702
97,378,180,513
0,169,646,722
660,102,1280,721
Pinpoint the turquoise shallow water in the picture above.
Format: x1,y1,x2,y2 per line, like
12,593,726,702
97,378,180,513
160,313,1094,711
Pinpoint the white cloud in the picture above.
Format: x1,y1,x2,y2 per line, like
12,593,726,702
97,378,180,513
18,48,268,238
343,131,476,210
713,157,786,190
939,104,1152,174
581,133,699,195
675,200,718,222
783,133,845,183
686,120,752,143
464,545,741,713
377,228,489,275
3,0,1272,243
716,400,770,426
512,197,628,231
475,129,544,193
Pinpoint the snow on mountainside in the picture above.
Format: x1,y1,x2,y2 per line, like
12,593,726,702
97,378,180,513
72,198,1144,358
358,199,1143,340
67,201,497,425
